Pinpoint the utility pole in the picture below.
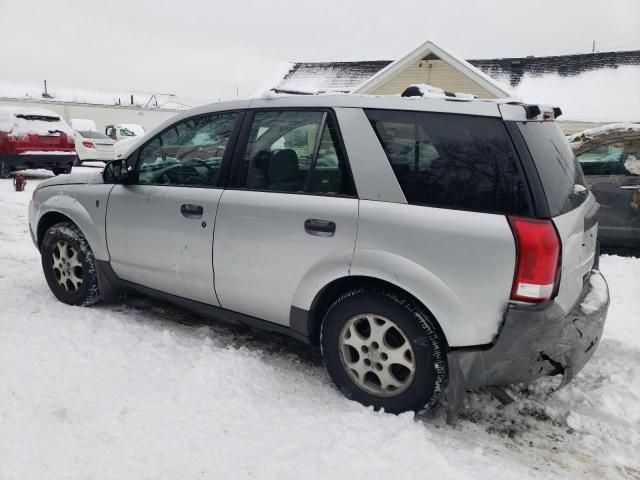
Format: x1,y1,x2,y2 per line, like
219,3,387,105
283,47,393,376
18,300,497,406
592,40,596,53
235,84,239,97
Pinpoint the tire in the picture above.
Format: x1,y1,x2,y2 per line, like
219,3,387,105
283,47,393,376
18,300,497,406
41,222,100,306
321,289,448,414
52,166,72,175
0,160,10,179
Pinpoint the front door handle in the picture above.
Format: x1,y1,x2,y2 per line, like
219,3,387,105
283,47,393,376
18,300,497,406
180,203,203,218
304,218,336,237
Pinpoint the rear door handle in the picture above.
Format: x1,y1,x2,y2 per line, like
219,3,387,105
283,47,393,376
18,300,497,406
180,203,203,218
304,218,336,237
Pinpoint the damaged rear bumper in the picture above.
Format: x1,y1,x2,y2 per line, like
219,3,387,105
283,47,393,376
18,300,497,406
447,270,609,403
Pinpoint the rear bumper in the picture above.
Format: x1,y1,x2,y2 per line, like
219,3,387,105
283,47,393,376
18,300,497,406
448,269,609,392
1,153,77,170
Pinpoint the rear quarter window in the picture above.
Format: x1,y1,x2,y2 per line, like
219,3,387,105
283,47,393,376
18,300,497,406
516,121,585,217
365,109,530,215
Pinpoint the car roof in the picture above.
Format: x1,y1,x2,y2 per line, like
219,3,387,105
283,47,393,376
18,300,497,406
185,94,503,118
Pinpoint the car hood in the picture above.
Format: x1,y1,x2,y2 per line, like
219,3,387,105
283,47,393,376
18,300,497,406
38,169,104,188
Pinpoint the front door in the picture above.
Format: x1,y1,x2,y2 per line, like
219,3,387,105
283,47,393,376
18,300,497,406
213,109,359,325
105,111,241,304
577,138,640,245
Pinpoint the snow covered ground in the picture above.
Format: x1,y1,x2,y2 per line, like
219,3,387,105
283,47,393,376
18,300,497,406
1,168,639,480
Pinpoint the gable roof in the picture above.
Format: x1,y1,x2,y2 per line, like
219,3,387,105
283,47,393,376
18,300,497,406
267,60,392,95
351,41,512,98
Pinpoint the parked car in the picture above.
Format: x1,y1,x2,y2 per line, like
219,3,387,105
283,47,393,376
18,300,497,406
29,95,609,416
105,123,144,142
569,123,640,249
0,106,76,177
74,130,116,163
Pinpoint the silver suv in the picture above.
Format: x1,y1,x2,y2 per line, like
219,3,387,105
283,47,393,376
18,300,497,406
29,95,609,415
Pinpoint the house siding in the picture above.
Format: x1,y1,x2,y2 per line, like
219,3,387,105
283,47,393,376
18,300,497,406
370,58,498,98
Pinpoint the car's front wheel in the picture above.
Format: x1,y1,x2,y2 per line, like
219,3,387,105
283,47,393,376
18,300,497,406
321,289,448,413
41,222,99,306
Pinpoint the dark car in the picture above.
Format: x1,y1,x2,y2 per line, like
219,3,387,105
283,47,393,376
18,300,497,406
570,123,640,250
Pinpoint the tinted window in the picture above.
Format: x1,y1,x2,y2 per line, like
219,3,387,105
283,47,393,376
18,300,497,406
136,112,237,187
577,140,640,176
366,109,529,215
237,110,354,196
517,121,584,216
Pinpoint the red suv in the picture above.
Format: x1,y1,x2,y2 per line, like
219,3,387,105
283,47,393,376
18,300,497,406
0,106,77,178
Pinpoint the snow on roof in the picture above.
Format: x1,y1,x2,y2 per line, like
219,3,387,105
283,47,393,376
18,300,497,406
470,50,640,122
257,46,639,122
0,81,191,111
257,60,392,96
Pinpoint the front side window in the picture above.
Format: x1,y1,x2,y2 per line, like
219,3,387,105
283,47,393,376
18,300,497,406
136,112,238,187
366,109,529,215
237,110,354,196
577,141,640,176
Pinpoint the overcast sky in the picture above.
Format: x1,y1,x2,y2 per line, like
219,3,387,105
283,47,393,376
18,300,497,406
1,0,639,104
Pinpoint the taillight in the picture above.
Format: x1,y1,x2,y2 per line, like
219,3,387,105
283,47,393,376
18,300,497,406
82,140,95,148
508,216,561,303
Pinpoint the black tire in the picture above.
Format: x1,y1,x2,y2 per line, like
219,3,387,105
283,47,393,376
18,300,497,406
320,289,448,414
0,160,10,179
41,222,100,306
52,166,72,175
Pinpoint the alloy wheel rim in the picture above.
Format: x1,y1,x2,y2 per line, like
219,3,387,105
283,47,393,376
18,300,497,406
338,314,416,397
51,241,84,292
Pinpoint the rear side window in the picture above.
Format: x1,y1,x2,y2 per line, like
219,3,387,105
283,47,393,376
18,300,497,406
366,109,529,215
516,121,585,217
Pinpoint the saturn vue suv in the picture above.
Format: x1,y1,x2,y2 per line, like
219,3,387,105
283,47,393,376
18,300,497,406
29,94,609,415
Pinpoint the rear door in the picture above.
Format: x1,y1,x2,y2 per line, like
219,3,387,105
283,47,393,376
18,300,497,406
515,121,597,313
213,109,358,325
105,111,241,305
576,139,640,246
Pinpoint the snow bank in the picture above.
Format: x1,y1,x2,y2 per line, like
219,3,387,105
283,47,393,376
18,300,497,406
1,171,639,479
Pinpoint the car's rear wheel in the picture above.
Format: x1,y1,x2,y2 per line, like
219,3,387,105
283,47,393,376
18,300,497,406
41,222,99,306
321,289,448,413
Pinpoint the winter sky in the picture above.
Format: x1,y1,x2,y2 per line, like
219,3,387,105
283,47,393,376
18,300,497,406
1,0,639,103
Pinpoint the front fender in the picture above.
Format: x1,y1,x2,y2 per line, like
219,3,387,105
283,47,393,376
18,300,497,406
33,184,114,261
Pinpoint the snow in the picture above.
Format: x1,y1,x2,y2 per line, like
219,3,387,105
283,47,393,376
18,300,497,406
567,122,640,143
0,106,74,136
1,169,640,479
0,81,190,111
251,62,295,97
573,184,587,195
580,271,609,314
492,66,640,122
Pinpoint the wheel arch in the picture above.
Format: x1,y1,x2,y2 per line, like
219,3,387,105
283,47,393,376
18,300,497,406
293,275,450,349
35,196,109,261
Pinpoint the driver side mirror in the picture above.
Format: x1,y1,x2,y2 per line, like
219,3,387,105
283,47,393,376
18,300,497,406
103,159,131,184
